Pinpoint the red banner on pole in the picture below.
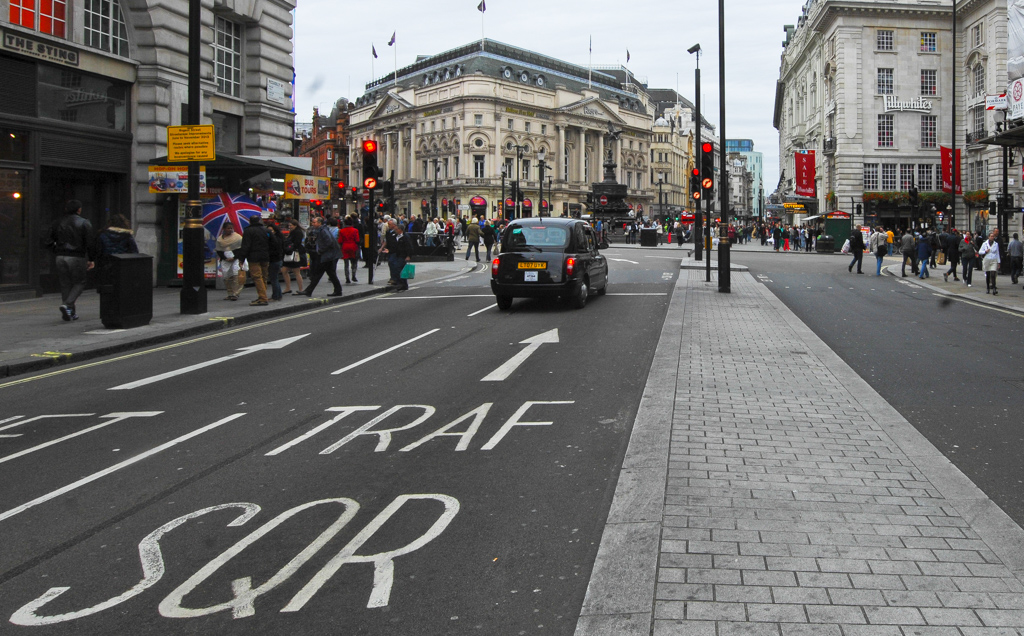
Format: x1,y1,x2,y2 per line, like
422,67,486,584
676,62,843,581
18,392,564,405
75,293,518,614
941,146,962,195
794,150,816,197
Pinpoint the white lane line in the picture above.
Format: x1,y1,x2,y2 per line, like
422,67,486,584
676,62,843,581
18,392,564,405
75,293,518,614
332,329,440,375
468,303,497,317
0,414,94,433
0,413,245,523
605,293,670,296
607,258,639,264
381,294,493,299
0,416,25,426
0,412,162,466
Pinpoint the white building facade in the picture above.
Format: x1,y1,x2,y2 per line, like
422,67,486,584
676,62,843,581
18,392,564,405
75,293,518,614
347,40,655,220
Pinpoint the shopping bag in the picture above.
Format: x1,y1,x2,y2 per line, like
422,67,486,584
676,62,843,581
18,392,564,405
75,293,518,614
400,263,416,279
936,252,946,266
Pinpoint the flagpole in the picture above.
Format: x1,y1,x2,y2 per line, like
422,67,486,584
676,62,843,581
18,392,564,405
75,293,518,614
588,35,592,89
394,40,398,88
371,45,375,84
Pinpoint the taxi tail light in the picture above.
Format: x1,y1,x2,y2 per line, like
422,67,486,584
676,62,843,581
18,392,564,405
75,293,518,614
566,257,576,276
491,257,500,276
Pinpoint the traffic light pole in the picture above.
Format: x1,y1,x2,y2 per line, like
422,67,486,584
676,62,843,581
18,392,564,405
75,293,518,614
365,188,376,284
717,0,731,293
694,65,703,263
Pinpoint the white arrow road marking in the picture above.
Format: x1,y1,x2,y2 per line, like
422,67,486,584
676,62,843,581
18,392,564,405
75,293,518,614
482,329,559,382
332,329,440,375
109,335,310,390
0,412,162,465
607,258,639,264
0,414,94,433
0,413,245,523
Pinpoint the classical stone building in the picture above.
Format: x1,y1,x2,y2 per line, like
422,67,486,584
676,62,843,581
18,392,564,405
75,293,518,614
346,39,654,220
0,0,295,296
774,0,956,228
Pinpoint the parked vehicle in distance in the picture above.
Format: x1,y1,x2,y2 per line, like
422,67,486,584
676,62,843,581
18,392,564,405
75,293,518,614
490,217,608,309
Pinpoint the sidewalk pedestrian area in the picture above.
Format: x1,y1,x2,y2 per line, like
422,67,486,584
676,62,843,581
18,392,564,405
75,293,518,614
0,260,477,379
577,269,1024,636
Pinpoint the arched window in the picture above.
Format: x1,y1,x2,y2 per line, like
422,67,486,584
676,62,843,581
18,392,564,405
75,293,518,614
83,0,129,57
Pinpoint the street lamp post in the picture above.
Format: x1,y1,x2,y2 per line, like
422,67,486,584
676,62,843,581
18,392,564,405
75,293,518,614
512,141,526,218
538,149,547,217
689,43,703,263
500,164,507,221
657,176,664,221
431,158,440,218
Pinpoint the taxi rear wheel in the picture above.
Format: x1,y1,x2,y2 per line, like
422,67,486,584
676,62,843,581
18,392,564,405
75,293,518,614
571,280,588,309
496,294,513,310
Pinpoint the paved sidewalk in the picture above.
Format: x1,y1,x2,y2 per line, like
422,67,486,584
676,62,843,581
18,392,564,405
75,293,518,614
577,269,1024,635
0,260,477,379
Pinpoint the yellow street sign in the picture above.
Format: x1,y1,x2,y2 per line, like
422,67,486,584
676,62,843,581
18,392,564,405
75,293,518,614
167,125,216,162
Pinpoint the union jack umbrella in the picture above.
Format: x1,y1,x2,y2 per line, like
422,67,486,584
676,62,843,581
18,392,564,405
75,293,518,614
202,193,263,237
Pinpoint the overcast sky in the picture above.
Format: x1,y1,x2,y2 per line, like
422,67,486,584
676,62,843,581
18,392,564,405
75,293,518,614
293,0,809,192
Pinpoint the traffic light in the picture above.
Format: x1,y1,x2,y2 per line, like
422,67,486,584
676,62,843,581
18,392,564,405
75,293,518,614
350,186,358,202
382,180,394,198
700,142,715,200
362,139,382,190
690,169,701,201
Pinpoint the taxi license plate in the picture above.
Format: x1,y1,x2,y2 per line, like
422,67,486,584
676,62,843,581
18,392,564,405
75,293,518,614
517,262,546,270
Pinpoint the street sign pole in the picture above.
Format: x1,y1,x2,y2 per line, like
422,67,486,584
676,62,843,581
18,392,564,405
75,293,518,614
718,0,731,293
180,0,206,314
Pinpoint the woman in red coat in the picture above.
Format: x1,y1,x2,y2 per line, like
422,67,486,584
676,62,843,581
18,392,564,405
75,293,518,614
338,215,361,283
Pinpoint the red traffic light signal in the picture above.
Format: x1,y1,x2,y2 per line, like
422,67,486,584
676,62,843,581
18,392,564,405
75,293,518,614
701,142,713,153
337,181,345,189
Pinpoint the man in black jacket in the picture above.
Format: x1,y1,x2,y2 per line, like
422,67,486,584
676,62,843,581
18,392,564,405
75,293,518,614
49,199,95,321
847,226,865,274
237,215,270,305
385,219,413,291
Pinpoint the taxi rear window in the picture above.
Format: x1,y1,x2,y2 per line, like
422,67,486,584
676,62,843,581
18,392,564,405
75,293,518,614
503,225,570,251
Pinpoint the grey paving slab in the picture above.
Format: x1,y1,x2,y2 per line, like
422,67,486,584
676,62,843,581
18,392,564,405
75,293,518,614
575,271,1024,635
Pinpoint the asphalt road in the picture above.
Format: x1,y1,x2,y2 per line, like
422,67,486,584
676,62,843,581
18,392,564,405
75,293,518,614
0,250,676,635
737,250,1024,528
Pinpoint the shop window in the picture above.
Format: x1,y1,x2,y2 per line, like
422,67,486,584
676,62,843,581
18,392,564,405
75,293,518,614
0,169,29,287
38,66,129,131
83,0,128,56
212,111,241,153
214,16,243,97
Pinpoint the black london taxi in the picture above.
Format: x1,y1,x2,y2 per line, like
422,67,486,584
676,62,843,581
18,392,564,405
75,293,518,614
490,217,609,309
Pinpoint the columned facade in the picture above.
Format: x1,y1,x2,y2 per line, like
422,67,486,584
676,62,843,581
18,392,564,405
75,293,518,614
348,40,654,220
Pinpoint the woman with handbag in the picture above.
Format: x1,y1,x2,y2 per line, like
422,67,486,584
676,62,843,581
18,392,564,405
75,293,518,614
979,231,1001,294
959,232,977,287
281,218,306,295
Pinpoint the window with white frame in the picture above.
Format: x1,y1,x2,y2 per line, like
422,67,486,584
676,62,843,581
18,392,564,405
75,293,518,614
920,32,937,52
524,122,530,133
84,0,129,56
921,115,937,148
918,164,934,191
454,156,459,176
474,114,483,126
877,68,894,95
877,114,894,147
563,147,569,179
507,118,514,130
422,160,428,180
541,124,547,135
921,70,937,96
10,0,68,38
881,164,897,190
973,64,985,97
442,158,449,179
972,106,985,134
971,23,983,48
863,164,879,190
473,155,484,178
522,160,530,181
626,171,633,188
877,29,894,51
900,164,915,189
327,148,332,160
503,157,513,177
584,152,589,182
214,16,243,97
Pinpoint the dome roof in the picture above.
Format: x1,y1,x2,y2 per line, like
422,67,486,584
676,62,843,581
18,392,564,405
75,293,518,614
654,117,669,127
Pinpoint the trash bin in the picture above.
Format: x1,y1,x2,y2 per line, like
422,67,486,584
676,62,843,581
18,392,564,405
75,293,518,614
640,228,658,246
98,253,153,329
816,235,835,253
